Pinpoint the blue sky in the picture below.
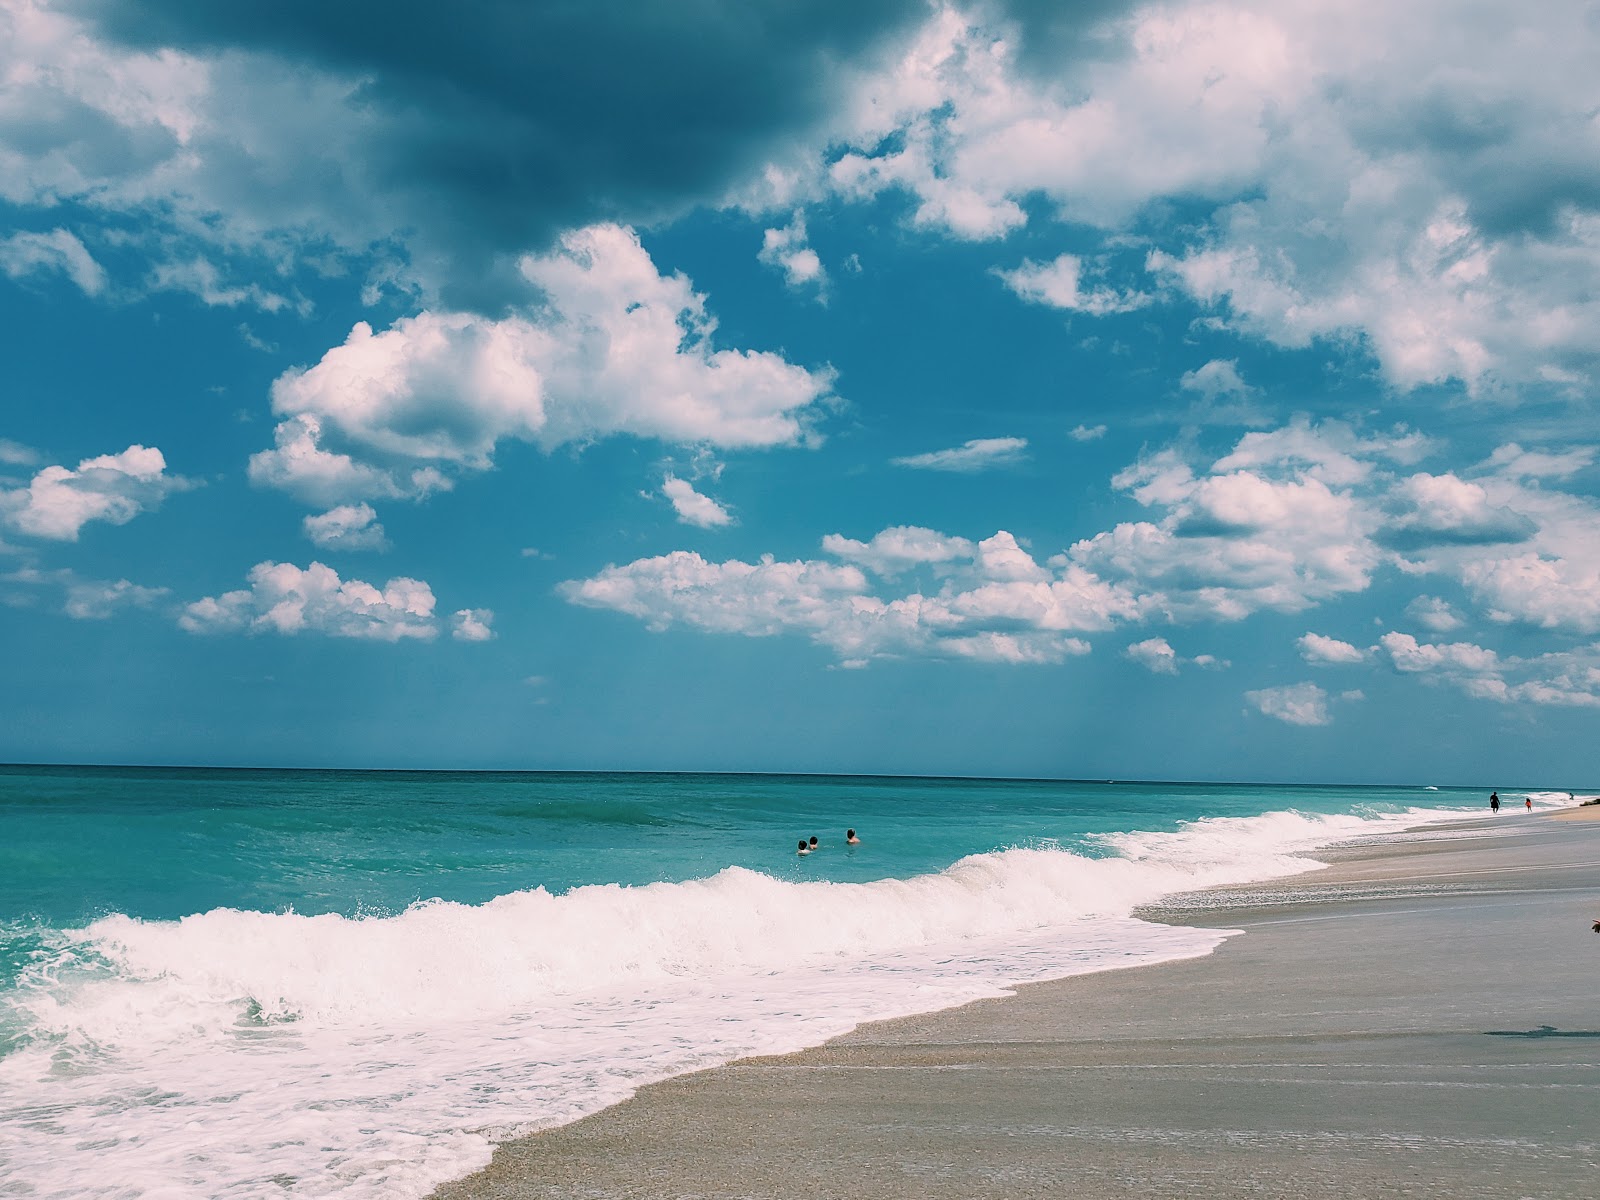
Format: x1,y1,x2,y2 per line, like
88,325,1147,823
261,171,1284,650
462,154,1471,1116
2,0,1598,783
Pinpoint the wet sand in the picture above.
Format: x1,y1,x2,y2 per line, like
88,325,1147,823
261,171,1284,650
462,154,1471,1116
436,807,1600,1199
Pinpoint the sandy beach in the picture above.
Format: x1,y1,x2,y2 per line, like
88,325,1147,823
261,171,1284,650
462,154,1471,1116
435,805,1600,1199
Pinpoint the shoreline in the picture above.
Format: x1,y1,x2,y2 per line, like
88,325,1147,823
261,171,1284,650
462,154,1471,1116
435,805,1600,1199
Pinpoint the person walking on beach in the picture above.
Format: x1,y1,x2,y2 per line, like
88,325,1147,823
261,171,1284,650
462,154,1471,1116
1526,796,1533,810
1490,791,1500,812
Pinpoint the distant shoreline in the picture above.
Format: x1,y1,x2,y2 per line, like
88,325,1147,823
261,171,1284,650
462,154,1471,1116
3,760,1586,794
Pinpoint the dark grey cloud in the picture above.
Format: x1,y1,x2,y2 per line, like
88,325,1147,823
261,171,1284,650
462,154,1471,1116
71,0,931,305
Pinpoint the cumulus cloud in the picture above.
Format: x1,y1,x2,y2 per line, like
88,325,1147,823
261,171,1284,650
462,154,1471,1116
1404,458,1600,635
1376,631,1600,708
1,565,169,618
1297,632,1370,665
1077,453,1382,621
1378,472,1536,550
1180,359,1250,403
180,561,441,641
1177,358,1268,425
1069,424,1107,442
450,608,495,642
248,225,834,506
303,503,389,551
661,476,734,528
560,409,1600,678
1482,443,1595,481
892,436,1028,472
1124,636,1224,673
65,577,169,619
1066,414,1600,644
758,211,827,296
0,444,192,540
10,0,930,304
0,229,106,296
1125,637,1178,674
789,1,1600,393
994,254,1148,314
821,526,976,575
1246,681,1332,726
1406,595,1464,634
562,527,1139,665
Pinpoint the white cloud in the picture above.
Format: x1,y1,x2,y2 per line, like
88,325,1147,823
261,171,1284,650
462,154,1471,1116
661,475,734,528
0,439,38,466
892,436,1028,472
1376,631,1600,708
1180,359,1251,403
1,565,169,619
1297,632,1370,665
1246,681,1332,726
1125,637,1178,674
450,608,495,642
821,526,977,576
788,1,1600,393
1462,551,1600,635
250,224,834,505
994,254,1148,315
303,503,390,552
1483,443,1595,481
0,444,191,541
562,526,1140,665
1211,417,1431,487
1126,636,1226,673
758,211,827,297
147,257,296,313
1069,424,1107,442
1177,358,1268,425
1380,472,1535,550
180,561,441,641
65,578,168,620
1380,631,1500,676
1409,464,1600,635
0,229,106,296
1406,595,1464,633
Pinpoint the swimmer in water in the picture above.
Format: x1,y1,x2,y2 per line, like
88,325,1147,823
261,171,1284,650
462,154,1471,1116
846,829,860,845
808,836,819,851
797,839,811,856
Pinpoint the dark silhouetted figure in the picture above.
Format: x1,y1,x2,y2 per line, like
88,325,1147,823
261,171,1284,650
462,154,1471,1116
1490,791,1500,812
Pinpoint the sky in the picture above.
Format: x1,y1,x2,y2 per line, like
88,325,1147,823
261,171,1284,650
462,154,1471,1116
2,0,1598,784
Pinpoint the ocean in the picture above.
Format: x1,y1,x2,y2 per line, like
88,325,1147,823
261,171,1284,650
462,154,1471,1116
0,766,1582,1198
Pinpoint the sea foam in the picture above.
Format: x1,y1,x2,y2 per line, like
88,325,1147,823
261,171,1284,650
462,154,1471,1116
0,802,1491,1199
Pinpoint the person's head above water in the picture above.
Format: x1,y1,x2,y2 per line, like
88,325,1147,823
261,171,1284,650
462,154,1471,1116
808,836,819,848
797,839,809,853
846,829,860,843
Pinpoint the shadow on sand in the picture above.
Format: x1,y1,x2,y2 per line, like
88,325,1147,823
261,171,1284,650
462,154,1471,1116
1485,1025,1600,1038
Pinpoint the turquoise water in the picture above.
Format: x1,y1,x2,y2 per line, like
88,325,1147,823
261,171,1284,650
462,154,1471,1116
0,765,1496,927
0,765,1563,1200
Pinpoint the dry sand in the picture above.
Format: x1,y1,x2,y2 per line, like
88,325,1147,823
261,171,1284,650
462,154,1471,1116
436,806,1600,1199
